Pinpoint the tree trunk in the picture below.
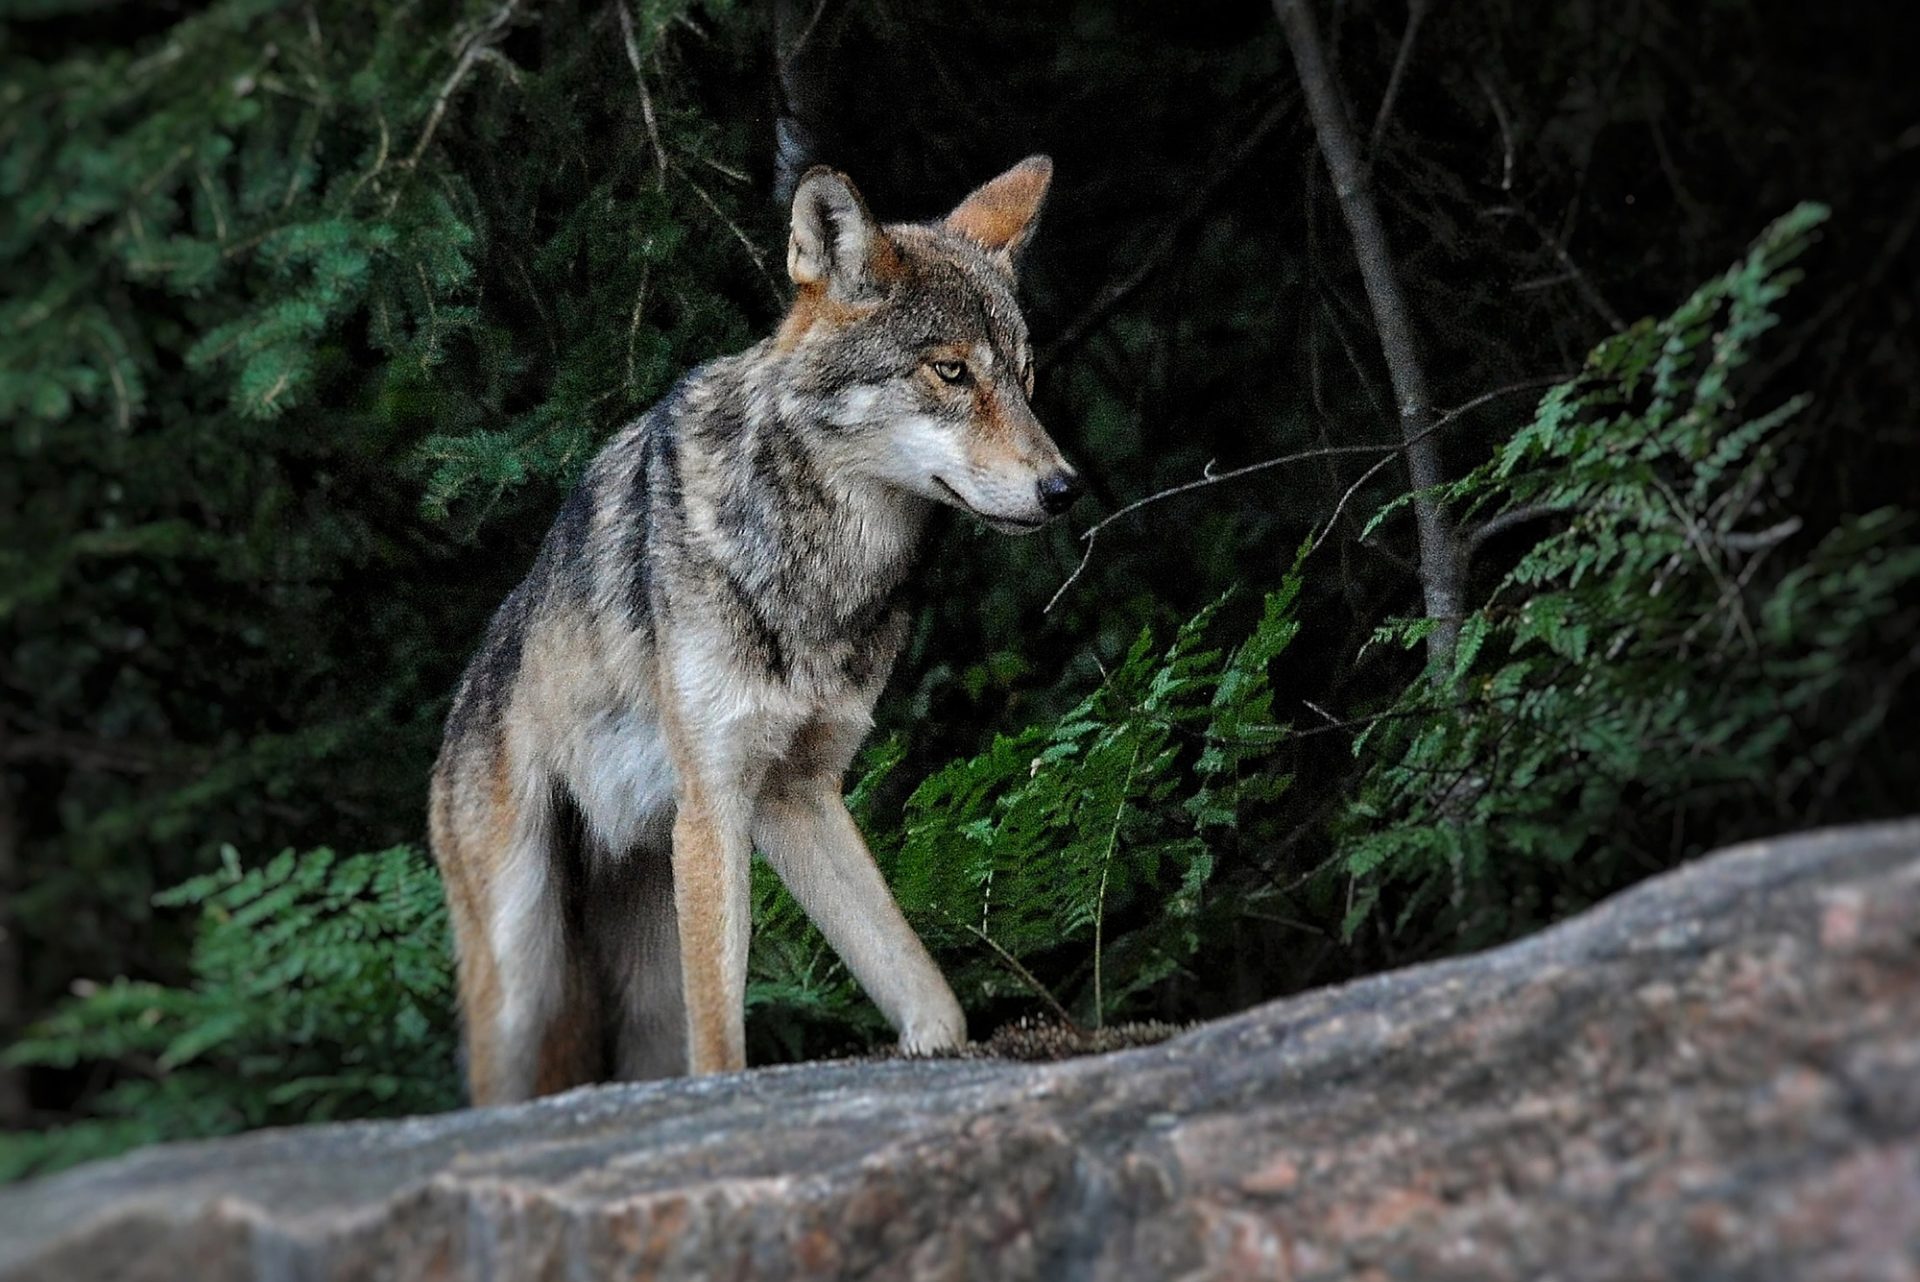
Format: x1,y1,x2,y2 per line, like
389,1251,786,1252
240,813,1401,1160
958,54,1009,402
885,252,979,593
1275,0,1465,666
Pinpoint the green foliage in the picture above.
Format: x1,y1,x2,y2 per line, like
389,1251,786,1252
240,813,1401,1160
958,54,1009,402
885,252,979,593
1340,204,1920,940
1,845,456,1180
899,584,1296,1015
750,582,1300,1055
1,0,770,1122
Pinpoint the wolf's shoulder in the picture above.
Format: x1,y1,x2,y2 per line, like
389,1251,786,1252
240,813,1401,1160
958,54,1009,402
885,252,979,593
598,351,758,455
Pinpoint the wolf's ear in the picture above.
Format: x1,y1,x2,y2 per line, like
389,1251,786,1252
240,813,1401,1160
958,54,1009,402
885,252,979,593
943,155,1053,266
788,167,894,299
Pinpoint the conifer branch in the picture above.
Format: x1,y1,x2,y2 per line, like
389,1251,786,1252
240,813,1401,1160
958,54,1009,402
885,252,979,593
676,164,784,305
404,0,518,171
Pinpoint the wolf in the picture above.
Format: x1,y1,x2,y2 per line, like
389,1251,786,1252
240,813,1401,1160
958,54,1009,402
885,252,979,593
428,156,1079,1104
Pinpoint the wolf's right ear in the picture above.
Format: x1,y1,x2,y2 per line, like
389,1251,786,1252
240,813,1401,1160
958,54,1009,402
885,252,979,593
788,168,895,299
944,155,1052,267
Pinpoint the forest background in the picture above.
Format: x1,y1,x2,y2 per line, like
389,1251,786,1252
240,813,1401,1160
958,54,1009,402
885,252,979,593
2,0,1916,1176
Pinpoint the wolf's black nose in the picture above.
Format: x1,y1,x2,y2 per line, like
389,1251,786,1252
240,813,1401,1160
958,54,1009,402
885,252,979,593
1038,469,1082,516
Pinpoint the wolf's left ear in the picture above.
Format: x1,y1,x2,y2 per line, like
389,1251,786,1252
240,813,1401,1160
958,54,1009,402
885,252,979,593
944,155,1053,267
789,167,895,299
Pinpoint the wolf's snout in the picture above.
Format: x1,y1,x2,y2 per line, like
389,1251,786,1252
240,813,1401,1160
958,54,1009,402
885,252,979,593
1037,468,1082,516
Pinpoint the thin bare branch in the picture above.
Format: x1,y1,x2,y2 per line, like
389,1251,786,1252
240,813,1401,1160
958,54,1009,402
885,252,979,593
1483,202,1626,334
404,0,518,170
616,1,669,186
625,261,653,399
1466,501,1565,555
778,0,834,64
1718,516,1803,552
1308,433,1421,562
1305,375,1577,560
1045,375,1569,614
674,163,784,306
1475,70,1515,193
953,918,1080,1031
1366,0,1429,162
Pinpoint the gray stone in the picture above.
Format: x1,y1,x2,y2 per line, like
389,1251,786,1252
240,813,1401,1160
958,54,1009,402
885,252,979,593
3,820,1918,1281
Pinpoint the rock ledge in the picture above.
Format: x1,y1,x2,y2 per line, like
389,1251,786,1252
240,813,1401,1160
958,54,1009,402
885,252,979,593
3,820,1917,1281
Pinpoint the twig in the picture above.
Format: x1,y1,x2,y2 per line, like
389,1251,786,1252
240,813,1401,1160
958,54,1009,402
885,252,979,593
1046,439,1407,615
346,106,390,203
1718,516,1802,552
194,168,229,241
1307,376,1574,560
1482,203,1625,334
1475,71,1515,194
1091,742,1143,1029
674,163,784,305
1649,472,1755,651
1045,375,1568,613
1645,92,1708,229
698,155,752,184
625,262,653,398
1315,296,1393,426
404,0,518,170
1308,429,1418,560
1466,501,1565,555
87,330,132,432
778,0,834,64
954,918,1080,1031
1366,0,1429,162
616,2,669,185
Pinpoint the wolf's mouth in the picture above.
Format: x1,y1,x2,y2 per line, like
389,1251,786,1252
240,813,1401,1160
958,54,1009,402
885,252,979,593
932,476,1045,531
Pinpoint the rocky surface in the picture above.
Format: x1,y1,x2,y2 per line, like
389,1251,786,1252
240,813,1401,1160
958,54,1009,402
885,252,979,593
3,820,1918,1281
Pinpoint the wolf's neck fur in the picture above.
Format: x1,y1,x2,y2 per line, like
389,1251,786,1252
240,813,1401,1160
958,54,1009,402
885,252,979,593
682,347,931,643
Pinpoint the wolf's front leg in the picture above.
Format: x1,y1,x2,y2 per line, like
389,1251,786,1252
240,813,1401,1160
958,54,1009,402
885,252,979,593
754,779,966,1055
667,790,753,1075
658,649,764,1076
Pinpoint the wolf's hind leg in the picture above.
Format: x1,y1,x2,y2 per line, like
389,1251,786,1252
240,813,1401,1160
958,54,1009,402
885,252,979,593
440,771,601,1105
597,836,688,1080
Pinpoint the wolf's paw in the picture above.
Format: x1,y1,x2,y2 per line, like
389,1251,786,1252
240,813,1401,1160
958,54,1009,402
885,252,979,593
898,999,968,1057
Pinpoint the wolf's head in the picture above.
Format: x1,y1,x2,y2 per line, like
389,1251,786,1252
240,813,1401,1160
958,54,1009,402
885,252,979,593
773,156,1080,535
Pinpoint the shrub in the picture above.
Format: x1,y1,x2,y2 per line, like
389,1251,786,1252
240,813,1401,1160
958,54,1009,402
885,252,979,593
1340,204,1920,942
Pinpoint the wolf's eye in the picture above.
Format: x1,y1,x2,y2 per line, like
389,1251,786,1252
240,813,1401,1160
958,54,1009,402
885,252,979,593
930,359,969,385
